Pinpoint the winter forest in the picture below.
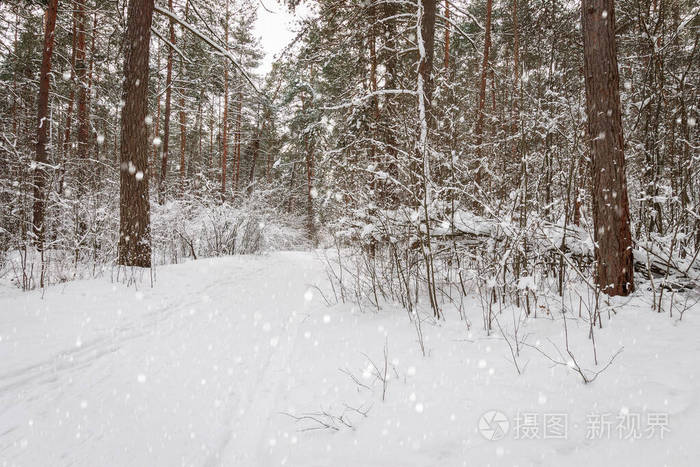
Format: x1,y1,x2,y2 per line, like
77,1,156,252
0,0,699,465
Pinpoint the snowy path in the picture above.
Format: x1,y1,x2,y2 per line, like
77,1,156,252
0,252,322,466
1,252,700,466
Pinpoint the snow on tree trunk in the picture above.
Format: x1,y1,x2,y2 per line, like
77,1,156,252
118,0,154,267
160,0,175,203
581,0,635,296
76,2,89,192
32,0,59,250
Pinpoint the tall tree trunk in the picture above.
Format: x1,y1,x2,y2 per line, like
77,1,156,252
417,0,440,318
118,0,154,267
234,89,242,192
87,12,97,165
444,0,450,70
581,0,634,296
305,134,314,241
221,0,229,196
179,82,186,193
160,0,175,202
76,2,89,192
419,0,437,110
32,0,59,249
197,90,203,176
178,2,189,194
475,0,493,187
12,9,19,140
263,83,281,184
59,4,77,195
369,5,379,165
209,104,214,174
511,0,519,161
247,135,259,196
382,1,399,199
152,44,161,179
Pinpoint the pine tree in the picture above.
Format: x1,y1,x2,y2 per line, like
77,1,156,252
118,0,154,267
32,0,59,250
159,0,175,203
581,0,635,296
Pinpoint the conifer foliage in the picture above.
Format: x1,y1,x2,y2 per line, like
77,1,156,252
0,0,697,295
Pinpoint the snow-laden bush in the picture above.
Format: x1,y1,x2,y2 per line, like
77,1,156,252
151,191,308,265
1,182,309,290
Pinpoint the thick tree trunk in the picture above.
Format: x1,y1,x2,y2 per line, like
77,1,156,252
160,0,175,202
581,0,634,296
118,0,154,267
32,0,59,249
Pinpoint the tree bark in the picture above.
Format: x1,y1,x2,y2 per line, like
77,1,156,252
11,9,19,140
59,4,77,195
152,44,161,179
247,135,259,196
160,0,175,202
87,12,97,163
179,81,186,193
118,0,154,267
419,0,437,109
444,0,450,70
221,0,229,196
197,90,203,176
178,1,189,193
581,0,634,296
32,0,59,249
234,89,242,192
75,2,89,192
511,0,519,162
474,0,493,187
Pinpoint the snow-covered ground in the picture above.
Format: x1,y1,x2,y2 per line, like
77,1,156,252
1,252,699,466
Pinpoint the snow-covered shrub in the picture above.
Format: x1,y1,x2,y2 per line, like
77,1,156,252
0,178,308,289
151,189,308,265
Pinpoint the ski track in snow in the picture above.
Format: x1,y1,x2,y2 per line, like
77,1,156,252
0,252,321,467
1,251,700,466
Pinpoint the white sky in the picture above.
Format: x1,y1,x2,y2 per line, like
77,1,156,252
254,1,305,75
